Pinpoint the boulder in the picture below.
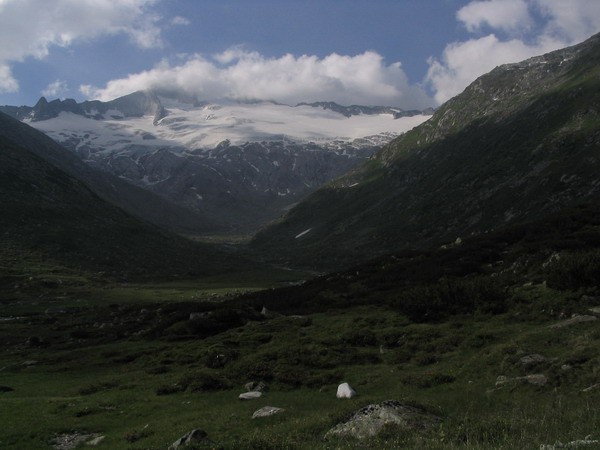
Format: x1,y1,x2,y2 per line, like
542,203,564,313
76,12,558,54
336,382,356,399
518,354,546,367
252,406,285,419
325,400,441,440
168,429,210,449
239,391,262,400
244,381,267,392
495,374,547,388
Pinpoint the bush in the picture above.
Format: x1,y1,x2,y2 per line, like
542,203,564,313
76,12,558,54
545,250,600,290
392,276,508,322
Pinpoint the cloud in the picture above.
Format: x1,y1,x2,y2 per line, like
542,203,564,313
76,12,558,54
457,0,532,33
42,79,69,98
426,0,600,104
0,64,18,93
80,50,433,109
170,16,191,26
0,0,163,93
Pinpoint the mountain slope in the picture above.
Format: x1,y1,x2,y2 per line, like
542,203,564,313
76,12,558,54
0,112,216,234
251,33,600,270
1,95,431,233
0,133,245,278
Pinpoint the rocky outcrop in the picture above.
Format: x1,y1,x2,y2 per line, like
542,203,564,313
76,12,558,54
325,400,441,440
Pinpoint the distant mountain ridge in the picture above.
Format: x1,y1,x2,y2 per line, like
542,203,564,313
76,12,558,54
251,32,600,270
1,92,432,233
2,91,167,124
0,112,216,234
0,117,246,277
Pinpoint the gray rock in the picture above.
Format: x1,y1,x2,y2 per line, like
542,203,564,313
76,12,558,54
495,374,548,387
582,383,599,392
540,435,598,449
87,435,105,446
518,354,546,366
51,433,97,450
549,315,597,328
589,306,600,315
239,391,262,400
252,406,285,419
244,381,267,392
325,400,441,440
168,429,210,449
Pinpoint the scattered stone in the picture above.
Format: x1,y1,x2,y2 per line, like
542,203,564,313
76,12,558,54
325,400,441,440
582,383,599,393
518,354,547,367
589,307,600,315
239,391,262,400
168,429,211,449
252,406,285,419
189,312,211,320
540,435,598,449
260,306,282,319
51,433,99,450
495,374,547,388
22,360,38,366
87,435,105,446
561,364,572,371
549,315,597,329
244,381,267,392
336,382,356,399
523,374,548,386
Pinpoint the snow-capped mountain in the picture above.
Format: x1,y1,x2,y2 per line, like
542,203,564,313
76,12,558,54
1,91,432,232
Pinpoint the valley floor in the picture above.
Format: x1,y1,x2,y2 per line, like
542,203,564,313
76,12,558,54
1,276,599,449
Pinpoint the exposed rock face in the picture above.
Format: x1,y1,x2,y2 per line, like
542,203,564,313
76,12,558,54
252,406,285,419
336,382,356,399
325,400,442,440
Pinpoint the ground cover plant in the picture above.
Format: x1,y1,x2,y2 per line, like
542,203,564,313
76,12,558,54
1,204,600,449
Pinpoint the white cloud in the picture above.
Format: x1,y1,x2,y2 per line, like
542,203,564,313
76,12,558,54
534,0,600,43
426,0,600,104
170,16,190,26
80,50,433,109
0,64,18,93
42,79,69,98
457,0,532,33
0,0,163,92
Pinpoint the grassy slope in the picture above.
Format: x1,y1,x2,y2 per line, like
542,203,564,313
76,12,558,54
1,204,599,449
250,34,600,271
0,111,218,235
0,135,248,280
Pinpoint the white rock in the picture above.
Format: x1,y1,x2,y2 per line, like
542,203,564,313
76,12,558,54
239,391,262,400
336,382,356,399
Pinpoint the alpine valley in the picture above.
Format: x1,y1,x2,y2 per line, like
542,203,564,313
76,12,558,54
1,33,600,450
1,94,432,233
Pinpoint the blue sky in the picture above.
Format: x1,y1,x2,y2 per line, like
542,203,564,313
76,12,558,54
1,0,599,108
